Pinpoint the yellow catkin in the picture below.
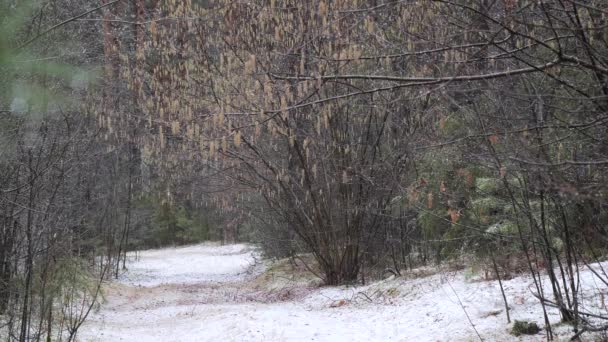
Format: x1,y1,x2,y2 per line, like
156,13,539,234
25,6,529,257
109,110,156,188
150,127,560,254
234,130,242,147
171,120,180,135
209,141,215,157
255,121,261,137
159,127,165,149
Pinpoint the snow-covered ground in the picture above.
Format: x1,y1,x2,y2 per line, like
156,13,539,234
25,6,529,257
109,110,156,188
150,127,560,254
116,243,257,287
77,243,608,342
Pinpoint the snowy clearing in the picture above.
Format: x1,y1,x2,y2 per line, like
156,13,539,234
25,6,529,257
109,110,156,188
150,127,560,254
77,243,608,341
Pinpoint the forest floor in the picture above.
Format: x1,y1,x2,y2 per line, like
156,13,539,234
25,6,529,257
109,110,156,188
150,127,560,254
76,243,608,341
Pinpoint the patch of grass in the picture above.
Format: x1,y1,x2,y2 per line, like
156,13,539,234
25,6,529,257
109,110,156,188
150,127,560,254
386,287,400,297
511,320,540,336
251,254,321,290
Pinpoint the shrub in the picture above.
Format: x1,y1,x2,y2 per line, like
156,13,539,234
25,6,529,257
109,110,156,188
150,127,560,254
511,320,540,336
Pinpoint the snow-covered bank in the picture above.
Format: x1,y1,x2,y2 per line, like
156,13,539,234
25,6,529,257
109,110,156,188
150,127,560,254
77,243,608,341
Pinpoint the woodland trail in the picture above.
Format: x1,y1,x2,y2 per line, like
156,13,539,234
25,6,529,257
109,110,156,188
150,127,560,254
77,243,603,342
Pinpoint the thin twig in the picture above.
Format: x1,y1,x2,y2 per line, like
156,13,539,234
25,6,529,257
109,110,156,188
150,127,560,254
17,0,123,51
447,280,483,342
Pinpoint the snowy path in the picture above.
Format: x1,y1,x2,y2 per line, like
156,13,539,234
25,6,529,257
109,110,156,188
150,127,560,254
77,243,607,341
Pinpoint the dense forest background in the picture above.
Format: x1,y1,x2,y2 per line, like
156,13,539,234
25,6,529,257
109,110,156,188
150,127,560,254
1,0,608,340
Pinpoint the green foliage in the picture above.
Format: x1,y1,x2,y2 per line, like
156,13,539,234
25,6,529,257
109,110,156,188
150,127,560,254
142,196,211,247
418,210,448,240
180,210,212,243
471,197,501,215
439,114,467,136
47,257,100,302
0,0,90,119
475,177,501,194
411,153,532,268
412,152,478,263
511,320,540,336
26,257,103,325
485,221,518,235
